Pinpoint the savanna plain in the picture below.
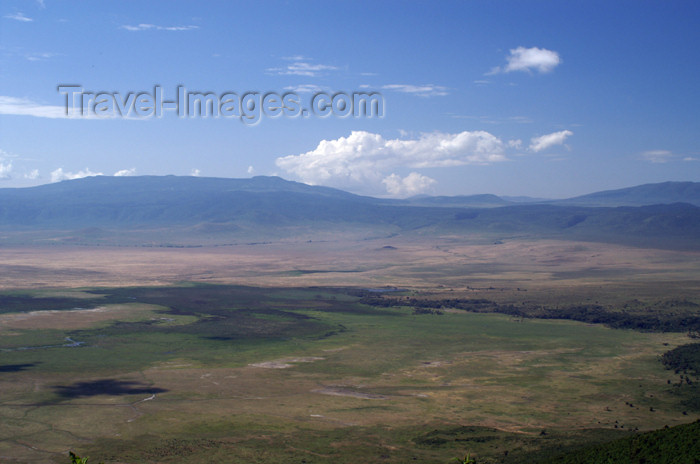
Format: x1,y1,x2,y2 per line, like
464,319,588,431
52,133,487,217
1,236,699,463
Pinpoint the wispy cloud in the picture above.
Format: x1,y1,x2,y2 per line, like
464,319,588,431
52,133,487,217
51,168,102,182
0,96,67,118
4,12,33,22
0,148,16,159
529,130,573,152
283,84,327,94
25,52,58,62
489,46,561,75
267,59,339,77
120,23,199,32
276,130,507,196
1,46,59,62
509,116,533,124
25,169,40,179
640,150,674,163
282,55,310,61
0,95,122,119
382,84,448,97
449,114,533,126
191,168,201,177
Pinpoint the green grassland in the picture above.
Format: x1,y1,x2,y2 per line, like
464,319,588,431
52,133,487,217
0,285,697,463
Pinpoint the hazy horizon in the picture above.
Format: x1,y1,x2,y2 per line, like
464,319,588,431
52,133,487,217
2,173,700,202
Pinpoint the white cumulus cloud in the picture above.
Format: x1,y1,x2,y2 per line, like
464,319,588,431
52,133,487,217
0,161,12,180
508,139,523,149
25,169,39,180
51,168,103,182
382,172,436,197
529,130,573,152
490,46,561,74
114,168,136,176
276,130,507,196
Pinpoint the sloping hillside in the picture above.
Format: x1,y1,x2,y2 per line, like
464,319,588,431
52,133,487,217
1,176,698,249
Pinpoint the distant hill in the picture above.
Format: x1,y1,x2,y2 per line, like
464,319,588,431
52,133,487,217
0,176,699,249
402,194,511,208
555,181,700,207
501,195,551,203
397,181,700,208
0,175,377,227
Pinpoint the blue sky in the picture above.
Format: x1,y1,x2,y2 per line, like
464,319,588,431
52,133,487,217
0,0,698,198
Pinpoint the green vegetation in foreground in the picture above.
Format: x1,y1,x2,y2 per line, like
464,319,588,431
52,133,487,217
0,284,696,463
66,420,700,464
535,419,700,464
74,421,632,464
69,451,102,464
74,421,700,464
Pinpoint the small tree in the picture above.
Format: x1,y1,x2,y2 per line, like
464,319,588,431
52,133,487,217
452,452,476,464
69,451,103,464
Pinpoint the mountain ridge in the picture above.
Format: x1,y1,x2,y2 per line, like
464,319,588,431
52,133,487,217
552,181,700,207
3,176,698,206
0,176,698,250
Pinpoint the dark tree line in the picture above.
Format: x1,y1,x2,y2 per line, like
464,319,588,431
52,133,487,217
358,296,700,333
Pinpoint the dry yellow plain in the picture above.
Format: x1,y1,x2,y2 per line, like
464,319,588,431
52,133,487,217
1,237,699,294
